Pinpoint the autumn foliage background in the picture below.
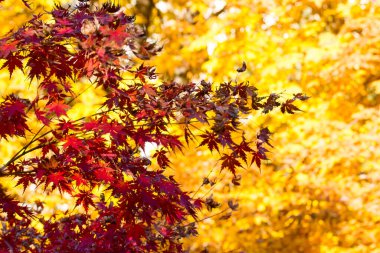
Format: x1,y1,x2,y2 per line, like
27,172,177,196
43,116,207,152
1,0,380,252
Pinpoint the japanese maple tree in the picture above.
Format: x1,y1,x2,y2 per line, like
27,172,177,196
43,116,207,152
0,1,307,252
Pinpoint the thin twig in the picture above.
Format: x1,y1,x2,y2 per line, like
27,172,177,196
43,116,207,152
183,207,229,227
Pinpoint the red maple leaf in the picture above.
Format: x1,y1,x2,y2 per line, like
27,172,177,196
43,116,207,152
56,27,74,35
94,166,115,182
83,119,100,131
133,127,154,147
220,153,242,175
1,197,32,224
35,108,50,125
16,176,35,193
153,149,171,168
143,84,157,96
257,127,273,147
156,134,183,152
198,131,220,153
75,190,95,212
2,96,27,116
129,64,152,82
233,138,253,163
72,173,88,186
101,25,129,47
47,171,66,185
46,171,72,194
0,40,18,58
26,52,48,80
0,95,30,139
281,100,301,114
63,135,83,151
1,53,23,78
251,151,265,170
46,101,70,117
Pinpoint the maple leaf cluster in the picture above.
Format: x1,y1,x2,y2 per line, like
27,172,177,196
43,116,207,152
0,94,30,140
0,1,307,252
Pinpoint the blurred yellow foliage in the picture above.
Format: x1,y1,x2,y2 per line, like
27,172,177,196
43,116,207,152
138,0,380,252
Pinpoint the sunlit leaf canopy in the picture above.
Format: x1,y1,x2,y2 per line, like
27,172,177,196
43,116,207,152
1,0,380,252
